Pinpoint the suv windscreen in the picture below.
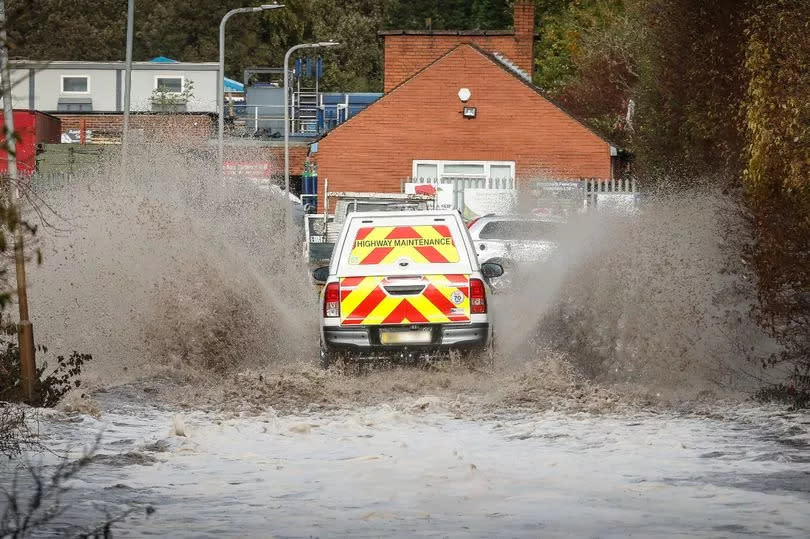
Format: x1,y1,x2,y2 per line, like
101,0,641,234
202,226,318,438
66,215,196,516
479,220,558,241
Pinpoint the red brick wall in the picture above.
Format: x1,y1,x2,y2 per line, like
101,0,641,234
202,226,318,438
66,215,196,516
261,144,308,176
55,113,214,139
315,45,611,212
383,0,535,92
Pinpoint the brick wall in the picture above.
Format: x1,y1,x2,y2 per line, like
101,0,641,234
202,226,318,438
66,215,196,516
53,115,310,176
315,45,611,212
382,0,535,92
55,113,215,140
260,144,308,176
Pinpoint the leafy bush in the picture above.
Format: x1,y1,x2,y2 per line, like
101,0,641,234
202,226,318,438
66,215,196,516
0,340,92,407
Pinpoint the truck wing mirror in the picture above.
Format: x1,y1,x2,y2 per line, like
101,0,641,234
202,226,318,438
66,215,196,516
312,266,330,283
480,262,504,279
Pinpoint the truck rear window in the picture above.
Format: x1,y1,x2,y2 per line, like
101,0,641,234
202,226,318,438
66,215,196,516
348,225,461,265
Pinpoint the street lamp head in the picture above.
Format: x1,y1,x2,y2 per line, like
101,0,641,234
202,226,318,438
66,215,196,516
257,3,284,10
317,41,342,47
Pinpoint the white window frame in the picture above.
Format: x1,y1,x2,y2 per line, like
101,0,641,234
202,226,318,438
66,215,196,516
154,75,185,94
60,74,90,95
412,160,515,179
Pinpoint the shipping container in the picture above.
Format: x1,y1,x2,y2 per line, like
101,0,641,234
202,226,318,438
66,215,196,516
0,110,61,177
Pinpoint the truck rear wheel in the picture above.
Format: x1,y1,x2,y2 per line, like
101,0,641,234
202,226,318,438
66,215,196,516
319,344,341,369
483,334,496,369
464,336,495,370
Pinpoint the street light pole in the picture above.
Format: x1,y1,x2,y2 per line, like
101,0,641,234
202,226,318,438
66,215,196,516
121,0,135,173
218,4,283,171
283,41,340,195
0,0,35,401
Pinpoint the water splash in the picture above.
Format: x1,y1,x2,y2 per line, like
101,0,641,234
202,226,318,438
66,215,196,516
494,186,775,399
28,140,317,386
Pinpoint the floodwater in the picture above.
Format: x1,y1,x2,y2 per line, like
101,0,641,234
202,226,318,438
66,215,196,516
11,383,810,538
4,143,806,536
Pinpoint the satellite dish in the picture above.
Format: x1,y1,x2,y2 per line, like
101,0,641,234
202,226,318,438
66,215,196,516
458,88,471,102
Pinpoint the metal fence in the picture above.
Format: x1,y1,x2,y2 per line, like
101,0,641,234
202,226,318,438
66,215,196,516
402,176,638,215
582,177,638,211
402,176,517,211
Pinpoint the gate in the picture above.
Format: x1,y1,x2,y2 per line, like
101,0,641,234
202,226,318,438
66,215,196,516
402,176,516,213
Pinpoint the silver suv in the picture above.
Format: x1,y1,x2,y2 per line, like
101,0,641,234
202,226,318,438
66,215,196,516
467,214,562,266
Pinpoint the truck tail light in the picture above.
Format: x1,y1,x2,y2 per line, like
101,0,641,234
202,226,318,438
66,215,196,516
324,282,340,318
470,278,487,314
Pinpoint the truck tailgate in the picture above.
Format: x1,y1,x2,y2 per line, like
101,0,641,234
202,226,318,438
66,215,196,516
339,274,470,325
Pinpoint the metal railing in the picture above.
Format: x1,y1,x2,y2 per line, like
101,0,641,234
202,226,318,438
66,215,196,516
403,176,517,211
403,176,638,214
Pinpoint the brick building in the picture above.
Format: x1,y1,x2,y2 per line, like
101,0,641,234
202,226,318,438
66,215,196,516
313,0,615,210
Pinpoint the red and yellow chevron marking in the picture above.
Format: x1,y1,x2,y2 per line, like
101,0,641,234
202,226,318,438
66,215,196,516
348,225,460,265
339,274,470,326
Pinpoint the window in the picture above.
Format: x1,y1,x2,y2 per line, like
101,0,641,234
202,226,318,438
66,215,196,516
412,160,515,180
415,163,438,179
444,164,485,176
61,75,89,94
57,101,93,112
155,76,183,94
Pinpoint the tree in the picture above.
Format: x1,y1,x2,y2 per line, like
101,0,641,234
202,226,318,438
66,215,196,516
6,0,125,60
744,0,810,401
532,0,639,146
631,0,749,177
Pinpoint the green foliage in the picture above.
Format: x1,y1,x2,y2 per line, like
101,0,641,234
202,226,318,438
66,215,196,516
743,0,810,403
630,0,749,177
533,0,640,145
0,340,92,407
151,78,195,113
6,0,126,61
384,0,512,30
743,0,810,210
311,0,386,92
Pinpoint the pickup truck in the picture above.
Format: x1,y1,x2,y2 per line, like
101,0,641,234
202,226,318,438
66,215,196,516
312,210,503,367
304,191,436,273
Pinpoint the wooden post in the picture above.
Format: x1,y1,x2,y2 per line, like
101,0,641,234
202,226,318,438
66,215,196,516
80,118,87,144
15,226,35,400
0,0,36,401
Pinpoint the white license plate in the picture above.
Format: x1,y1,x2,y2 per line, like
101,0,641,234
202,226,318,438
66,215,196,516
379,328,432,345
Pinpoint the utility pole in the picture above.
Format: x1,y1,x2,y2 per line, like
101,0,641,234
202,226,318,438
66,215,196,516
283,41,340,195
218,4,284,171
121,0,135,175
0,0,35,401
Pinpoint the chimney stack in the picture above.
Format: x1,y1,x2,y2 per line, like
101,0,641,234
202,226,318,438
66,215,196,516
514,0,535,38
513,0,536,78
